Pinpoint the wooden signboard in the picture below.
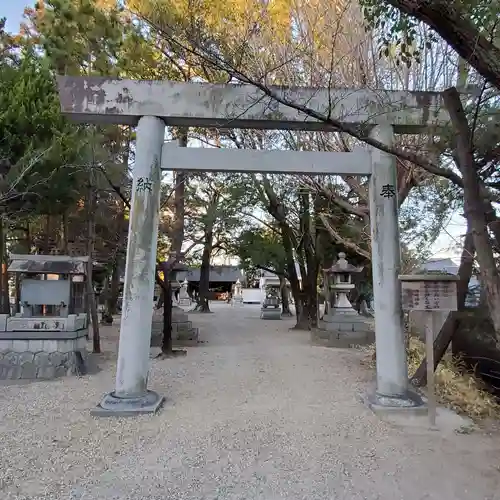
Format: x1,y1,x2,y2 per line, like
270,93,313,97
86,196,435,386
399,274,459,429
400,279,458,312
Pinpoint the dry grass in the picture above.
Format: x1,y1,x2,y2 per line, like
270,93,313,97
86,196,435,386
359,337,500,420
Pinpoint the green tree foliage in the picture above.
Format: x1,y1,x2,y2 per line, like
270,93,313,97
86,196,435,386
185,173,253,310
23,0,124,75
0,48,85,215
359,1,435,66
233,227,287,281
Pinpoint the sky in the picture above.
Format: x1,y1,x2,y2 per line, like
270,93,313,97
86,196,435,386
1,1,466,262
2,2,28,32
425,213,465,260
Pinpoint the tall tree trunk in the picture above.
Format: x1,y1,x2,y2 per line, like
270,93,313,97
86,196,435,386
25,221,31,254
443,88,500,343
1,259,8,315
161,277,173,353
102,257,121,324
260,178,303,322
305,255,319,327
156,289,164,309
14,274,20,314
16,221,29,314
279,227,303,326
322,271,329,317
109,257,121,315
294,293,309,329
411,228,475,386
160,131,188,353
44,215,51,253
86,177,100,353
307,280,319,328
103,197,127,324
298,273,319,329
155,269,185,358
171,136,186,254
485,202,500,251
294,190,319,330
61,211,69,253
196,229,213,312
0,220,9,314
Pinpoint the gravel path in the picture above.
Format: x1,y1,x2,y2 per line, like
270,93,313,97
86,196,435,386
1,303,500,500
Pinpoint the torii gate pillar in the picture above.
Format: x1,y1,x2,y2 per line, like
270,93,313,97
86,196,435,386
92,116,165,416
367,125,422,409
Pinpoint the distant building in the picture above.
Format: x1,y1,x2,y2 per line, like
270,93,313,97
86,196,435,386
258,265,302,280
246,266,302,290
176,265,245,293
419,257,460,274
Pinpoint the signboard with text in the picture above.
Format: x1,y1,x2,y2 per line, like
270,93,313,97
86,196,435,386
400,276,458,312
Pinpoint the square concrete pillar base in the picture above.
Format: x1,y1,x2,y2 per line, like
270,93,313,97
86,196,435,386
91,390,165,417
366,390,427,416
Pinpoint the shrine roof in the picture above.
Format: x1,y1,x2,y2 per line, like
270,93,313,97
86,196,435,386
8,254,89,275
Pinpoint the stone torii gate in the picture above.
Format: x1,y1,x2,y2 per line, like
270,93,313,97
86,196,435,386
56,76,448,416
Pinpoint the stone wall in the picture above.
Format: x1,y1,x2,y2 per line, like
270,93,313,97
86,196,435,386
0,336,87,380
0,313,87,332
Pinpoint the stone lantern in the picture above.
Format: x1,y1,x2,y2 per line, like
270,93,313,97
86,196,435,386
178,279,191,306
234,278,242,296
319,252,373,346
326,252,361,314
232,278,244,306
166,259,188,306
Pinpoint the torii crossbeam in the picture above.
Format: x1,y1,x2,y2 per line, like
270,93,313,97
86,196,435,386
56,76,448,132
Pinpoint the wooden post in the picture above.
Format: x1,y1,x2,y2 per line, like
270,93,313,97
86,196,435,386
86,165,100,353
400,274,459,429
0,220,9,314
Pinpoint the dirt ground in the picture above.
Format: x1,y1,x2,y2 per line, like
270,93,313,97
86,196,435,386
1,302,500,499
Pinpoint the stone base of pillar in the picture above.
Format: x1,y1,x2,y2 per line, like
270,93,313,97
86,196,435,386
365,389,426,415
91,390,165,417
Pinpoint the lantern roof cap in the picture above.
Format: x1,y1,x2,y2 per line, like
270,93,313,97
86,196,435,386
324,252,363,274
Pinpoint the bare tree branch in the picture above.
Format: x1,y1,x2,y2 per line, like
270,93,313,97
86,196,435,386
319,213,371,259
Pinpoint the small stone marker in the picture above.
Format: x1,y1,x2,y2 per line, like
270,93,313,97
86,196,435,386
178,279,191,307
399,274,459,428
232,279,244,306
